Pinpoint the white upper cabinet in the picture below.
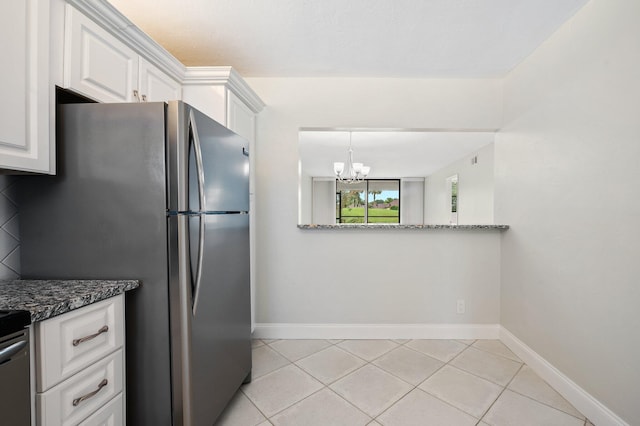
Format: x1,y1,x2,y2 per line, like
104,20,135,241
182,67,264,142
227,90,256,143
139,57,182,102
64,4,181,104
0,0,54,173
64,5,139,103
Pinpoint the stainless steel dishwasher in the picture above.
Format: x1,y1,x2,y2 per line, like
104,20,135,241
0,310,32,426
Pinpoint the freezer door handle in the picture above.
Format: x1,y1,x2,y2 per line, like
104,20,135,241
189,109,207,212
188,110,206,315
242,147,249,157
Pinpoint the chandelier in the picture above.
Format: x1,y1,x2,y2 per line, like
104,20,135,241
333,132,371,184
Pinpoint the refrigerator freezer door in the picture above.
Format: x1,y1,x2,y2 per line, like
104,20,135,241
169,213,251,426
167,101,250,214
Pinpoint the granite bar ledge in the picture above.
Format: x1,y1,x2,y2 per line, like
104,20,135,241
298,224,509,230
0,280,140,322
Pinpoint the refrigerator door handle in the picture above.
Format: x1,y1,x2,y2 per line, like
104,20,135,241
191,214,205,315
189,109,206,315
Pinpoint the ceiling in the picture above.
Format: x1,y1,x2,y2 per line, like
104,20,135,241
108,0,589,78
299,130,495,178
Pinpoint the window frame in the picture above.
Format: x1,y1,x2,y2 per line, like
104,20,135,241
336,179,401,224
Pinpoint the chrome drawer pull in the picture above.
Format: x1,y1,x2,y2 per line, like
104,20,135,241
72,379,108,406
72,325,109,346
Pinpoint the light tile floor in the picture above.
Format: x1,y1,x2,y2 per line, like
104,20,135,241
215,339,593,426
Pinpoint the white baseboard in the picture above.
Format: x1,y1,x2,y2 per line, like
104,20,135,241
252,323,500,340
500,327,628,426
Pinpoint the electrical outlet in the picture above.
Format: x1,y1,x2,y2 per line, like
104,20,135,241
457,299,465,314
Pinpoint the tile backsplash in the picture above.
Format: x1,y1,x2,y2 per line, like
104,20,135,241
0,176,20,279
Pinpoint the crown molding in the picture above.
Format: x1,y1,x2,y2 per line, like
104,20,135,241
183,67,266,113
66,0,186,83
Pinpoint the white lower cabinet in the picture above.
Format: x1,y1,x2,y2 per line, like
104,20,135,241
37,351,123,426
35,296,125,426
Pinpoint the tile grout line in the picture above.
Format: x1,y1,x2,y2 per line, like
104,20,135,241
243,360,321,423
477,362,525,424
401,341,459,364
239,352,284,425
275,340,485,424
506,387,586,421
468,341,522,363
447,345,525,388
262,361,375,425
407,344,490,424
247,339,585,425
328,341,414,422
238,385,272,425
266,340,334,363
372,343,473,423
1,246,20,275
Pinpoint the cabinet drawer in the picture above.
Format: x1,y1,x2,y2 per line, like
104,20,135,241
36,295,124,392
78,393,124,426
37,349,124,426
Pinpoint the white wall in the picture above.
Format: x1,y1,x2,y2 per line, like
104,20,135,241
311,178,335,224
400,179,424,225
425,142,495,224
298,168,312,224
495,0,640,424
247,77,504,325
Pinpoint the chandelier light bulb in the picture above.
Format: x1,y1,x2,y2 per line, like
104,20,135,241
334,162,344,176
360,166,370,177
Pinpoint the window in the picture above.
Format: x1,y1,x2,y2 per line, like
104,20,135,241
336,179,400,224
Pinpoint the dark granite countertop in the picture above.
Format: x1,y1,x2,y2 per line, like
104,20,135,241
298,224,509,230
0,280,139,322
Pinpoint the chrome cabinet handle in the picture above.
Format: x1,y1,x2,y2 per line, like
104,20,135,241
133,89,140,102
72,325,109,346
72,379,108,406
141,94,147,102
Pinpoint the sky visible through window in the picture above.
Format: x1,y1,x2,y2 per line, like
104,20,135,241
369,190,397,202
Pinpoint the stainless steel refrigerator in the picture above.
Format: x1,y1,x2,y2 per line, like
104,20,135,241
17,100,252,425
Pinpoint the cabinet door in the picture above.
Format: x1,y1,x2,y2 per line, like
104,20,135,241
139,57,181,102
64,5,138,103
0,0,53,173
226,90,255,143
